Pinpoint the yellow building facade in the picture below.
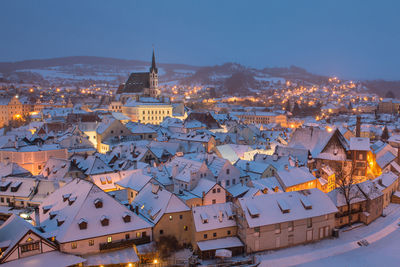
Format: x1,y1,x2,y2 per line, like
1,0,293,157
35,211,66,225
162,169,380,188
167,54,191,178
122,103,173,125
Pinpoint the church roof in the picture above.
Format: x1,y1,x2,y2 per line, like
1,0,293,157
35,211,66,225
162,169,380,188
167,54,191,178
117,72,150,94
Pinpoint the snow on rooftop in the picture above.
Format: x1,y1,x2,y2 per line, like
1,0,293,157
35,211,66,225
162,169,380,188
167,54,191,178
349,137,371,151
197,236,244,251
239,188,338,228
192,203,236,232
38,179,152,243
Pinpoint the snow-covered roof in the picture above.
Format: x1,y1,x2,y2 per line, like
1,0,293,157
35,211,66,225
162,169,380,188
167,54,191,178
115,171,152,192
190,179,219,198
192,202,236,232
1,251,85,267
238,188,338,228
288,127,348,158
40,158,71,180
276,167,317,189
327,186,366,207
0,177,36,198
0,162,31,177
349,137,370,151
227,183,250,198
71,155,113,175
196,236,243,251
38,179,152,243
132,182,190,224
0,214,49,260
83,247,138,266
373,171,398,188
235,160,269,175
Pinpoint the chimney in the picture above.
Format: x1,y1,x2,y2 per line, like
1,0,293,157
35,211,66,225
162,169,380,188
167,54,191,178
34,207,40,227
356,116,361,137
135,205,139,215
218,210,223,222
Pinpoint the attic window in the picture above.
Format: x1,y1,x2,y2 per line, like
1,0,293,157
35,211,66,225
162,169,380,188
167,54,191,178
10,181,22,192
62,193,71,202
122,212,131,223
78,218,88,230
101,215,109,226
200,213,209,224
277,199,291,214
49,211,57,220
68,196,77,206
299,195,312,210
100,177,106,185
42,205,52,214
247,204,260,218
106,177,112,184
0,181,11,191
151,184,160,194
94,198,103,208
57,217,65,226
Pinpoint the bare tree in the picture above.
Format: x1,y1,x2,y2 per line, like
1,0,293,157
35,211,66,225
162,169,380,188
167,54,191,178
335,162,362,225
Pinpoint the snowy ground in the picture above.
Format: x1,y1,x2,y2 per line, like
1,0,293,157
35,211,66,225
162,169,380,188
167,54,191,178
299,228,400,266
257,203,400,267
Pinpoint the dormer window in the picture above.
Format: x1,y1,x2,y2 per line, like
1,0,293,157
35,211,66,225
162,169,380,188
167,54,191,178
94,198,103,208
62,193,71,202
0,181,11,191
10,181,22,192
200,213,209,224
101,215,109,226
42,205,52,214
57,217,65,226
122,212,131,223
68,196,77,206
78,218,87,230
49,211,57,220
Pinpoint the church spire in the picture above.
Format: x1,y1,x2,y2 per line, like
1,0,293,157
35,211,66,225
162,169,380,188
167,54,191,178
150,47,158,74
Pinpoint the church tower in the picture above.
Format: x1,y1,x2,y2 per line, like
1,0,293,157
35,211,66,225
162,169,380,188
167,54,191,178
148,48,160,98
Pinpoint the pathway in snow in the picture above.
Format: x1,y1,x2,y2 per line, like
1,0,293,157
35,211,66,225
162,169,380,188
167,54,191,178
257,203,400,267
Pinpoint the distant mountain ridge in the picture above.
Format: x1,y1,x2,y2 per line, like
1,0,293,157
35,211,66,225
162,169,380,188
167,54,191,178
1,56,397,97
0,56,199,73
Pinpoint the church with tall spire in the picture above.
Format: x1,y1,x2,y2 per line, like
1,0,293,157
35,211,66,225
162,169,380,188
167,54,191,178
117,48,160,99
115,48,173,125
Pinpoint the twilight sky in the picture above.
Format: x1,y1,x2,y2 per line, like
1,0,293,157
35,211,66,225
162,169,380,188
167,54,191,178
1,0,399,80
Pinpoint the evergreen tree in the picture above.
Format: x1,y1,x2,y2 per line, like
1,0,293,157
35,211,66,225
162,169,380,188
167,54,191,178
292,102,301,114
385,90,395,99
381,125,389,141
347,101,353,110
284,100,291,111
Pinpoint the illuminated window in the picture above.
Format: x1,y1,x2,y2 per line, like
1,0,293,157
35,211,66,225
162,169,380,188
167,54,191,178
71,242,77,249
169,215,173,220
89,240,94,246
21,241,40,253
107,236,112,243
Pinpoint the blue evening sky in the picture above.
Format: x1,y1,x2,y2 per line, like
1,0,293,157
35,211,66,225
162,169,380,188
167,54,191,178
0,0,399,80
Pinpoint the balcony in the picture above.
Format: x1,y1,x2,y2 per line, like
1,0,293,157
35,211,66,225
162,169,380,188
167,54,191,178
99,236,151,251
